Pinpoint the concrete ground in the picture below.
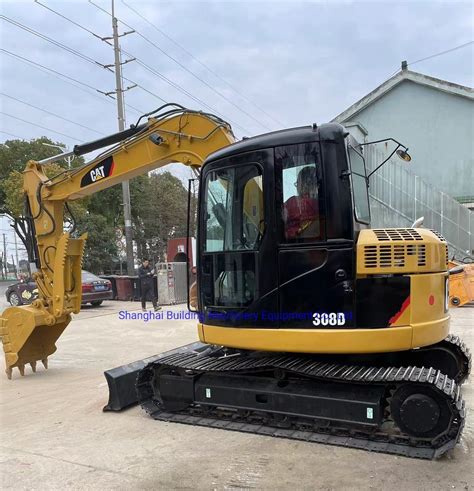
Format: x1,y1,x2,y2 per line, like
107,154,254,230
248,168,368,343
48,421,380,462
0,296,473,490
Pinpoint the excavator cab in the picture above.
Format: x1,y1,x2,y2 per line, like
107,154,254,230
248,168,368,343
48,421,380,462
195,123,453,356
198,124,358,329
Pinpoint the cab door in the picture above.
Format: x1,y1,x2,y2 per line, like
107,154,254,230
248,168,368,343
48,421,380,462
276,141,355,329
199,149,279,328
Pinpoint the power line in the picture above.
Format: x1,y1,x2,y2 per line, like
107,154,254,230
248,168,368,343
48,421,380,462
409,40,474,66
89,0,269,131
34,0,105,41
1,50,143,117
121,0,285,127
121,54,250,132
386,40,474,79
35,0,250,134
1,15,110,71
1,93,106,136
127,55,251,133
1,47,111,95
0,112,82,142
0,130,25,140
131,82,166,104
29,3,166,110
130,57,246,129
32,1,153,118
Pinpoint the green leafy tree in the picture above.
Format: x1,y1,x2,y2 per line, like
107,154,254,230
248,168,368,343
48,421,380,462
1,138,195,273
0,137,116,273
0,137,78,212
76,212,117,273
131,171,194,262
87,184,124,228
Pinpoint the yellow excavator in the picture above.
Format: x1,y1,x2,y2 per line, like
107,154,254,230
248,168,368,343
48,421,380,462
0,104,470,459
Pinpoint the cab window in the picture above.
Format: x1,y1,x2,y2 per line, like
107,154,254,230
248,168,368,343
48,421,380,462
204,165,264,252
348,145,370,223
276,143,324,242
202,164,264,308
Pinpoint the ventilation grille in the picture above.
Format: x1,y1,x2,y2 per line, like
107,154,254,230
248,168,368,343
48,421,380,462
373,229,423,241
364,244,427,269
429,229,448,266
430,229,447,242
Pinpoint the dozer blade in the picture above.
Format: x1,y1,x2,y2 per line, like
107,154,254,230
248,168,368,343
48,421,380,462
0,305,70,379
103,342,206,411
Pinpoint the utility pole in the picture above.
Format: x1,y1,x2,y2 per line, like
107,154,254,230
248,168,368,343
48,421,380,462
3,234,7,279
108,0,136,275
13,232,19,275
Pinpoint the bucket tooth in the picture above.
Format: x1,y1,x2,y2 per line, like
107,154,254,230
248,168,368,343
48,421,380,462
41,358,48,369
30,361,37,372
5,367,12,380
18,364,25,376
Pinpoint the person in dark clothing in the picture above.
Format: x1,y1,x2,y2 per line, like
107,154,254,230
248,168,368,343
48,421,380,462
138,259,161,311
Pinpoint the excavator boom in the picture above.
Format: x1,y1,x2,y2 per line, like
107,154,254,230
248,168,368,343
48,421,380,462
0,104,235,378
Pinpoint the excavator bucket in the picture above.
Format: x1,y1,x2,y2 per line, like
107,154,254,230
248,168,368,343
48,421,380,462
0,305,70,379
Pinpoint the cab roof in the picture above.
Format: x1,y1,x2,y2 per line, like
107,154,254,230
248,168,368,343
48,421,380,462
206,122,347,163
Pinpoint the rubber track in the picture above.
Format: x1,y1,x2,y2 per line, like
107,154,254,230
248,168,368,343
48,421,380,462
137,348,466,459
443,334,472,382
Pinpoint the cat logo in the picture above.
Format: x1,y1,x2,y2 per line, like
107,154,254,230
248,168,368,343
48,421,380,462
90,165,106,182
80,156,115,188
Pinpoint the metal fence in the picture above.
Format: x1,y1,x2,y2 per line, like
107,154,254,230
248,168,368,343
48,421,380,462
365,145,474,261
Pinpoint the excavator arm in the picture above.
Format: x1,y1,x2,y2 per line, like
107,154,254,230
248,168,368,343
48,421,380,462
0,105,235,379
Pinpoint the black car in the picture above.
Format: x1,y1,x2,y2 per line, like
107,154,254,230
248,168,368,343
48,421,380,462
81,270,113,306
5,270,113,307
5,277,38,306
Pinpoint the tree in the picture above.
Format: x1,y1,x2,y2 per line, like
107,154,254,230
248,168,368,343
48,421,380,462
0,137,83,212
0,138,116,273
75,212,117,273
131,171,194,262
0,138,194,273
1,160,86,262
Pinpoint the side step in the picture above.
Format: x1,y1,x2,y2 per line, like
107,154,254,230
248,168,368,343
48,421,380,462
103,342,209,411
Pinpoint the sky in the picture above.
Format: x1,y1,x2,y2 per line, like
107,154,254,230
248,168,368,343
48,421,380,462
0,0,473,262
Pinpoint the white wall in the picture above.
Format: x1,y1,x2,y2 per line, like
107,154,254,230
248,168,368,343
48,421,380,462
343,80,473,199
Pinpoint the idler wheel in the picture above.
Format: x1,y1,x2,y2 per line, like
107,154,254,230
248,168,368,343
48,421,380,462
390,385,452,438
399,394,440,434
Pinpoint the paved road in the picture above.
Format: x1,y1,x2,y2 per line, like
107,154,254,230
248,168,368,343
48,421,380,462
0,301,473,490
